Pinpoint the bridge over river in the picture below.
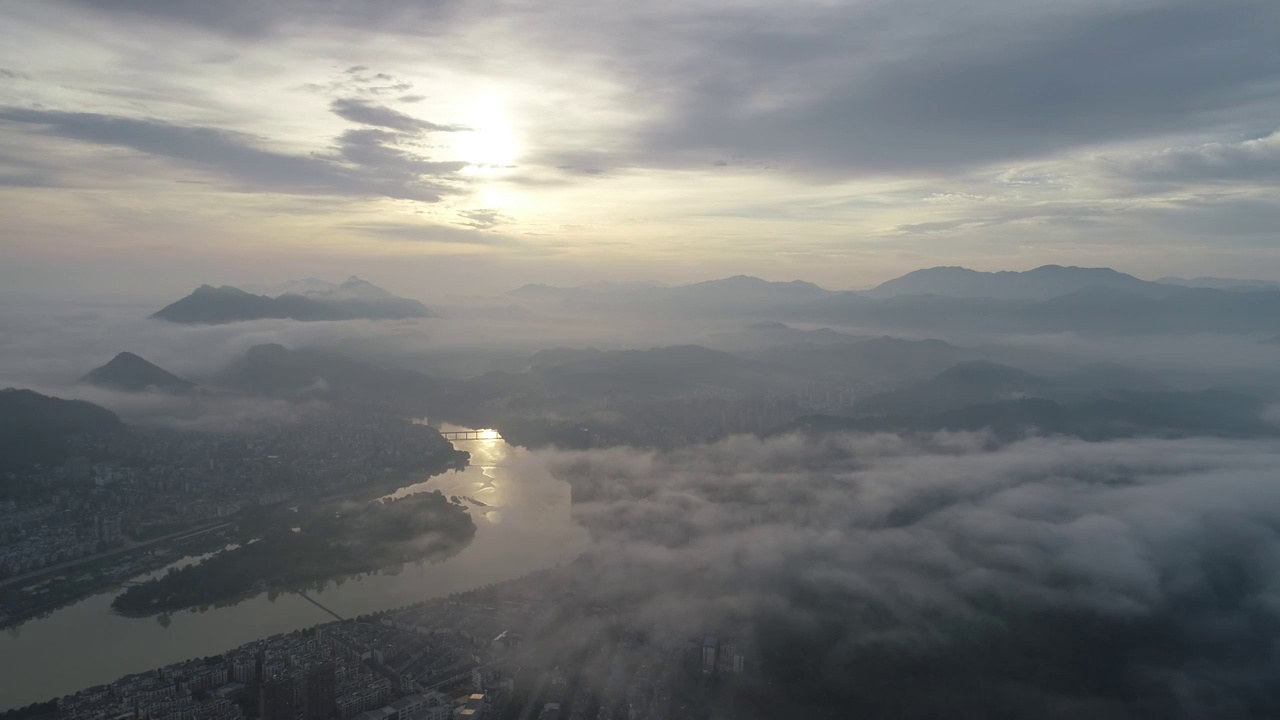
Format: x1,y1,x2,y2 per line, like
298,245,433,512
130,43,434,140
439,429,503,441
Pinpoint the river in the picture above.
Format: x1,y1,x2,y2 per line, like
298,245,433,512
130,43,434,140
0,428,589,710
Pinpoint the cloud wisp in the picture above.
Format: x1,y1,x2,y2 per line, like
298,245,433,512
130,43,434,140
0,91,468,202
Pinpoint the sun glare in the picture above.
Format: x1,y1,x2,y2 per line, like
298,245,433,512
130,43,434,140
453,94,519,173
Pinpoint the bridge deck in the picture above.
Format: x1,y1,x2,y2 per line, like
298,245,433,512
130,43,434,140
439,430,503,441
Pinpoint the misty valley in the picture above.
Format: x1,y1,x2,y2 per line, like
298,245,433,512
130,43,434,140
5,266,1280,719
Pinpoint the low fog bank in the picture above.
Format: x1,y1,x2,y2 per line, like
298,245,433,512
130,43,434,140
5,299,1280,441
536,432,1280,717
7,381,331,432
0,302,712,388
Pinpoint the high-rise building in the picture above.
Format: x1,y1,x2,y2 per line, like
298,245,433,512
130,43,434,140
717,638,745,675
94,514,123,548
304,662,337,720
63,457,91,481
701,636,718,675
261,677,297,720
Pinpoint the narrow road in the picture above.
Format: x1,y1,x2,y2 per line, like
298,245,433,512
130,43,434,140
0,521,232,590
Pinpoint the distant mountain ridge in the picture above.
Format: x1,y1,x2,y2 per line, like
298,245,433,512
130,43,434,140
864,265,1180,301
793,285,1280,335
82,352,193,393
152,277,434,324
509,275,835,315
1158,276,1280,291
794,389,1275,443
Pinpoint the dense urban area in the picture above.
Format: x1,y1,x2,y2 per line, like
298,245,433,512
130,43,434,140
4,569,747,720
0,413,467,627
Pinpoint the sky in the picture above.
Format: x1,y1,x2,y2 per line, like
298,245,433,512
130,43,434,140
1,0,1278,300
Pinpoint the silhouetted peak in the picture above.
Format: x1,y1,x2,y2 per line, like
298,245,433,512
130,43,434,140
83,352,192,391
191,284,254,297
246,343,290,359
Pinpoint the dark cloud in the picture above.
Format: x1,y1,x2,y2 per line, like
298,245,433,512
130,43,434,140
0,107,462,202
622,1,1280,177
58,0,467,39
330,98,465,133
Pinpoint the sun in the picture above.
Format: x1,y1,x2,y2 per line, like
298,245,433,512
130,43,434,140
451,94,519,173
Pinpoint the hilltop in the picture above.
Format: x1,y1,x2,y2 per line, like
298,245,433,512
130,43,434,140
82,352,193,393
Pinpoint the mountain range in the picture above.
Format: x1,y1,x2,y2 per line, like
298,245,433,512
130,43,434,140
793,285,1280,335
1158,276,1280,291
214,343,447,414
795,390,1275,443
502,266,1280,336
152,277,434,324
510,275,835,313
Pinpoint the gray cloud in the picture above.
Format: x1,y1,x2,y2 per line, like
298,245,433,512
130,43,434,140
330,98,466,133
44,0,1280,182
1134,194,1280,239
892,203,1114,236
330,128,466,178
1110,132,1280,185
456,208,509,229
0,151,49,188
342,221,522,247
0,107,462,202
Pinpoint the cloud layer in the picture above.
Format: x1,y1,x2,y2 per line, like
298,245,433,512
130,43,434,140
545,432,1280,715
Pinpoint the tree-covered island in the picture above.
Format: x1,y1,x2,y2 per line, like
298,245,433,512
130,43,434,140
111,490,476,616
